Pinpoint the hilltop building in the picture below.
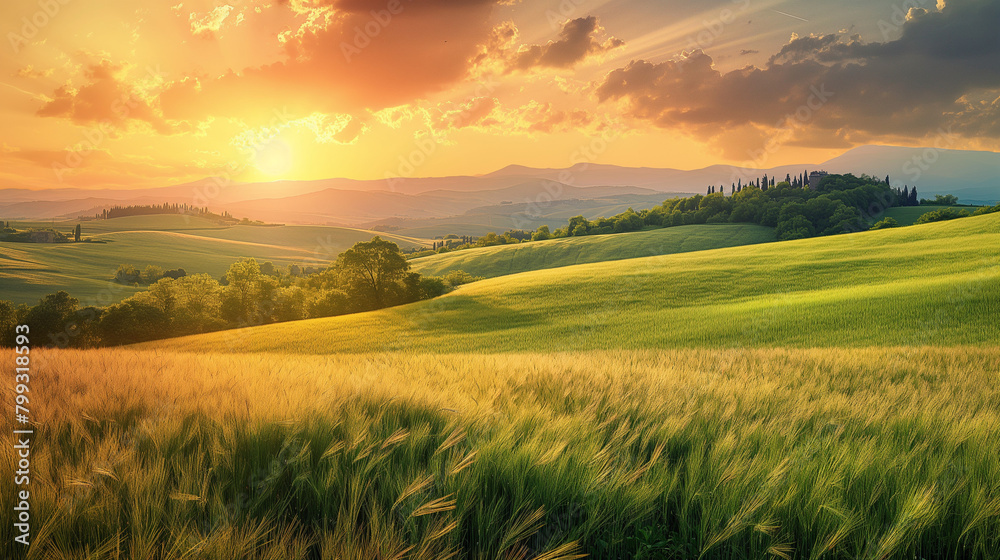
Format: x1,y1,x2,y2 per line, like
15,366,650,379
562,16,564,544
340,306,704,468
808,171,829,190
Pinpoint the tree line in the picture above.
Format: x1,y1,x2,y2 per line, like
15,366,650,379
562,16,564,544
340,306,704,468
0,237,480,348
412,174,907,252
95,203,227,221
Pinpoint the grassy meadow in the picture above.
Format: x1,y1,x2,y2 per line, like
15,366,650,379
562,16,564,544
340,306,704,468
410,224,775,279
0,216,428,305
149,212,1000,354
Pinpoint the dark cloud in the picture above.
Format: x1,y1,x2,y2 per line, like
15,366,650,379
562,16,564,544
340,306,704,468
596,0,1000,151
739,49,758,56
767,34,840,65
508,17,624,72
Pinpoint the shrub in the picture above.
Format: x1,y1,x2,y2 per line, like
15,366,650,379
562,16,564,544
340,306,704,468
870,217,900,230
915,208,971,224
972,204,1000,216
445,270,484,288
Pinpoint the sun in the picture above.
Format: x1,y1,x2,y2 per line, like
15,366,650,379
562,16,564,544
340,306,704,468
252,137,294,177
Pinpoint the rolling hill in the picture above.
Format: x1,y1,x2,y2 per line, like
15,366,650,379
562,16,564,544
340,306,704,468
409,224,775,279
0,215,428,305
22,212,1000,560
146,211,1000,354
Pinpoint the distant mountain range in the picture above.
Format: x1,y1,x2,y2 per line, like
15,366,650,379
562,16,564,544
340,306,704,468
1,145,996,225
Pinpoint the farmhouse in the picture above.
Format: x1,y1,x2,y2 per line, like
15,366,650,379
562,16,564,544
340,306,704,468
28,231,57,243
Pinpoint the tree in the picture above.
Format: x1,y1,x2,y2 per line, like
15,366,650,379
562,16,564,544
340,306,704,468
930,194,958,206
99,300,169,345
567,216,589,236
776,215,814,240
531,225,551,241
140,265,164,284
74,224,81,242
0,300,19,346
335,236,411,309
114,264,141,284
221,258,277,324
910,187,918,206
417,276,449,299
308,289,349,318
22,291,79,347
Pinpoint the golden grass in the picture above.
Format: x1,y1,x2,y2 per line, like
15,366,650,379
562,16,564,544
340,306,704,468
3,346,999,559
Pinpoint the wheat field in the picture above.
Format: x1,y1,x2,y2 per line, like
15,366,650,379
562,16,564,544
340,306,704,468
3,347,999,559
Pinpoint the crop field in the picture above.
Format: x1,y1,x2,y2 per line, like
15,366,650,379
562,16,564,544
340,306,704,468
0,216,428,305
410,224,775,279
151,213,1000,354
2,346,998,559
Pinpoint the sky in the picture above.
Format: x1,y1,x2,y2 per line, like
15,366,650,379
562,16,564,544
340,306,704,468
1,0,998,189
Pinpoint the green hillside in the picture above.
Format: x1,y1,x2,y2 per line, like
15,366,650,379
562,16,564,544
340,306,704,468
410,223,775,279
0,215,427,305
146,212,1000,354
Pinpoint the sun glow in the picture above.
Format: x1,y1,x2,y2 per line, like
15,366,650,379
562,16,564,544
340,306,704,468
252,137,294,177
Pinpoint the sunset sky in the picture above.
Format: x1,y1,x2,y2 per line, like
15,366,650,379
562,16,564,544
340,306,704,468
1,0,998,189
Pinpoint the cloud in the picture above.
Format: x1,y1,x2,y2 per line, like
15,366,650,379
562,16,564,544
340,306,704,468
158,0,508,125
427,96,593,135
507,16,624,72
189,5,234,38
595,0,1000,155
16,66,54,78
35,60,177,134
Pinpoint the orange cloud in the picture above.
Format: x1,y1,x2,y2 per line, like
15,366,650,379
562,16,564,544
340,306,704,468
160,0,507,125
36,60,177,134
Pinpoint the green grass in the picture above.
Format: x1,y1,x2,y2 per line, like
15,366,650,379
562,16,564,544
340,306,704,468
148,212,1000,354
410,224,775,279
0,215,428,305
